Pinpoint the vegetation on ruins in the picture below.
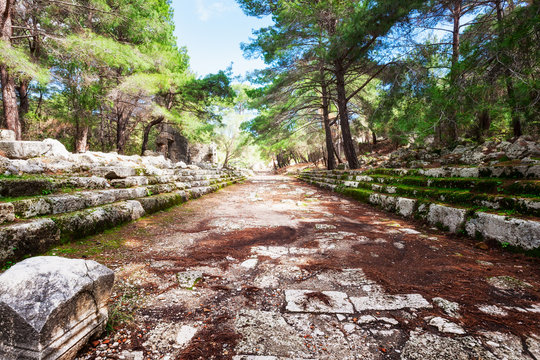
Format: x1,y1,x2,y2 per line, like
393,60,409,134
238,0,539,169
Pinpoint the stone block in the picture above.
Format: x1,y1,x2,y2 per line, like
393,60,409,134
397,197,416,217
465,212,540,250
0,219,60,265
42,139,71,160
0,130,15,141
350,294,432,311
0,256,114,360
0,141,51,159
94,166,137,179
54,200,144,241
427,204,466,233
0,178,54,198
0,203,15,224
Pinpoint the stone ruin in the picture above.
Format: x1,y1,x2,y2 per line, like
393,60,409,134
0,256,114,360
0,129,246,266
0,129,247,359
155,124,217,165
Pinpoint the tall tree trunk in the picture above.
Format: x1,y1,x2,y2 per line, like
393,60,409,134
116,114,128,154
141,117,164,155
495,0,522,138
0,0,21,139
1,67,20,139
334,62,360,169
444,0,462,145
75,121,89,153
16,79,30,133
320,76,336,170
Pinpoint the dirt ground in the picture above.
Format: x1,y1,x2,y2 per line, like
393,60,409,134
66,175,540,360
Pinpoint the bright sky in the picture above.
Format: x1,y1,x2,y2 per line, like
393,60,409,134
171,0,273,79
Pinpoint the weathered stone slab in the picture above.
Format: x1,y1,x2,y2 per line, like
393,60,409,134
0,219,60,265
41,139,71,160
350,294,432,312
0,203,15,224
466,212,540,250
54,200,144,240
397,197,416,217
401,330,497,360
285,290,354,314
427,204,466,233
0,130,15,141
0,141,51,159
94,166,137,179
0,256,114,360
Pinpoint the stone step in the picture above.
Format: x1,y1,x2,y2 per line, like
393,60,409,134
0,177,245,265
351,174,540,197
363,165,540,180
0,172,234,199
300,173,540,216
5,177,239,221
300,172,540,254
0,175,110,198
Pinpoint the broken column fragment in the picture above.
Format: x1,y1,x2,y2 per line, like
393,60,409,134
0,256,114,360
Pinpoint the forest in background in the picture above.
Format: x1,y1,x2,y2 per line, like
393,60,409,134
0,0,237,157
237,0,539,169
0,0,539,170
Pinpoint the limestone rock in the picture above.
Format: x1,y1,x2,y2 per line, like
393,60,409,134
433,297,460,318
42,139,71,160
0,141,51,159
428,204,466,233
176,270,203,289
0,130,15,141
94,166,137,179
0,219,60,265
427,316,466,335
506,137,540,159
0,203,15,224
465,212,540,250
350,293,432,312
0,256,114,360
401,330,497,360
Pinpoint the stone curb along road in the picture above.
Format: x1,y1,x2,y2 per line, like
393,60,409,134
300,169,540,252
61,175,538,360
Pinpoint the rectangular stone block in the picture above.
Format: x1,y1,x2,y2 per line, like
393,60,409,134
0,141,50,159
0,256,114,360
465,212,540,250
427,204,466,233
0,203,15,224
0,219,60,265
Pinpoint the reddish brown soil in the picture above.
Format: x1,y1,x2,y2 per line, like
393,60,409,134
66,175,539,359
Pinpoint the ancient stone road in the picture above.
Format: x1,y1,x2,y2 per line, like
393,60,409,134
74,175,540,360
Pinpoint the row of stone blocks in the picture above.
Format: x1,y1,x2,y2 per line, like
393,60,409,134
0,175,244,266
0,172,239,222
307,163,540,179
300,171,540,252
304,173,540,217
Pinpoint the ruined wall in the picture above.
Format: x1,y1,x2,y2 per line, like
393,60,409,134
300,165,540,254
0,132,246,266
156,124,190,163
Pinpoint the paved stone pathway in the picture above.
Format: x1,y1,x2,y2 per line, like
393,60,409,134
73,175,540,360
